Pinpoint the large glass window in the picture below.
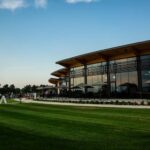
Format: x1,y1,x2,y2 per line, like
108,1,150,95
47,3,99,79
70,66,84,88
69,56,143,97
87,62,107,93
141,55,150,92
110,57,138,96
87,74,107,93
70,66,84,78
71,78,74,88
74,77,84,87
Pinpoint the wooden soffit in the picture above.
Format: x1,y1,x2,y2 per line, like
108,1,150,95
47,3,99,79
51,68,69,77
56,40,150,68
48,78,59,84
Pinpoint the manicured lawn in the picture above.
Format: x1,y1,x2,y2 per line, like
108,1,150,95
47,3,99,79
6,99,19,104
0,103,150,150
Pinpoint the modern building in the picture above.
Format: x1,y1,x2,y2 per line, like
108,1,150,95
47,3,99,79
49,41,150,98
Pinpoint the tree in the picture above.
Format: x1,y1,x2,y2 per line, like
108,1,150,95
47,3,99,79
15,88,21,94
31,85,38,93
22,85,32,93
2,84,9,94
9,84,15,93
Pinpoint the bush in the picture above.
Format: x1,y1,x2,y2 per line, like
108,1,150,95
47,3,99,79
110,101,114,104
115,100,119,105
140,101,145,105
100,101,104,104
133,102,138,105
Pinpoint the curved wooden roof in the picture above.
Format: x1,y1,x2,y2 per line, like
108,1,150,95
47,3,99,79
56,40,150,68
51,68,69,77
48,78,59,84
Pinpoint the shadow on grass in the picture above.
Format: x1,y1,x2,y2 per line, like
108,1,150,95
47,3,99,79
0,124,103,150
0,123,150,150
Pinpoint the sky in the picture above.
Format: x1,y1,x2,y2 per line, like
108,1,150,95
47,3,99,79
0,0,150,88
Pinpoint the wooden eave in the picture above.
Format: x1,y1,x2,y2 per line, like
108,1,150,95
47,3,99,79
56,40,150,68
51,68,69,77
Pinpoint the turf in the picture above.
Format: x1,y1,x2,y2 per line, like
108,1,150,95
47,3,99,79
0,103,150,150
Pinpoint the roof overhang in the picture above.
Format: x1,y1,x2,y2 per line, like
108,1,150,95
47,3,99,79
48,78,60,84
51,68,69,77
56,40,150,68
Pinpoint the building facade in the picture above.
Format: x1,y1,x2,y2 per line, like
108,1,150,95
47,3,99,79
49,41,150,98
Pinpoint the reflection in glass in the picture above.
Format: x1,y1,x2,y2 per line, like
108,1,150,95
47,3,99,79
110,57,138,96
141,55,150,92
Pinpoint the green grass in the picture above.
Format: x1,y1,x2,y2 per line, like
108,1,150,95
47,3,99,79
0,103,150,150
6,99,19,104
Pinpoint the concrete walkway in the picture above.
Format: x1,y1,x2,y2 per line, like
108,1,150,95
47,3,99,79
14,98,150,109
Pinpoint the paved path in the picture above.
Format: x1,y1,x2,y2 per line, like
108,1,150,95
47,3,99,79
14,98,150,109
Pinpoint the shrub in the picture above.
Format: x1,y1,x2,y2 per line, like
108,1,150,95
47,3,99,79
127,101,132,105
133,102,138,105
100,101,103,104
115,100,119,105
110,101,114,104
140,101,145,105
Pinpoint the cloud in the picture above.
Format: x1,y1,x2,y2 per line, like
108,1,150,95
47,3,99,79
0,0,97,11
0,0,48,11
0,0,26,11
65,0,97,4
34,0,47,8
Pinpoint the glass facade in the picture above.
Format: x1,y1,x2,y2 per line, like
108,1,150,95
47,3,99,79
87,62,107,93
141,55,150,92
69,55,150,98
70,66,84,87
110,57,138,96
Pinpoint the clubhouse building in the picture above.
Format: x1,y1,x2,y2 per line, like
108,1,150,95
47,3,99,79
49,41,150,98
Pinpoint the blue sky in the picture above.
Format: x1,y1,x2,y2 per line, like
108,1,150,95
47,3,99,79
0,0,150,88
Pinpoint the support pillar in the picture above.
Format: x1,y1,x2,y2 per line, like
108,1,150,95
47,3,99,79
137,56,143,96
57,82,60,95
106,61,111,98
84,64,88,94
65,76,68,91
68,68,71,91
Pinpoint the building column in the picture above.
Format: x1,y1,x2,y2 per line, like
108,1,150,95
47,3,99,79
113,63,117,94
65,76,68,91
68,68,71,91
57,82,60,95
84,64,88,94
106,61,111,98
137,56,143,96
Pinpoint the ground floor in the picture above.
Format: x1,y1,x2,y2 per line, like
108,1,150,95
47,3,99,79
67,55,150,98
